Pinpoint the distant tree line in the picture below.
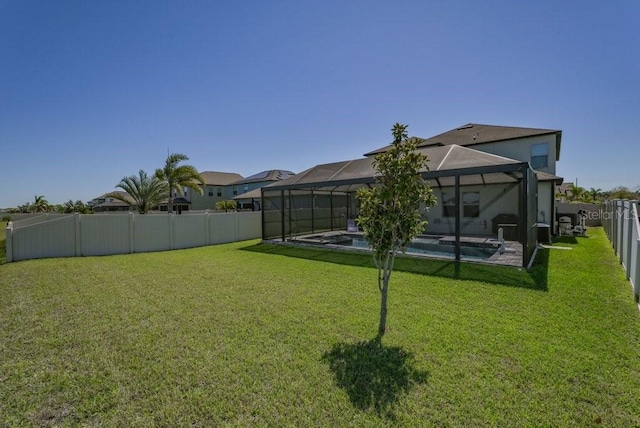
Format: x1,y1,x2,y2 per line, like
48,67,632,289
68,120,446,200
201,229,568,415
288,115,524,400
7,195,92,214
557,185,639,204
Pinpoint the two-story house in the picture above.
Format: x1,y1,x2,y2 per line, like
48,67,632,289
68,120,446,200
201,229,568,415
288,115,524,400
365,123,563,233
261,123,563,248
186,171,245,211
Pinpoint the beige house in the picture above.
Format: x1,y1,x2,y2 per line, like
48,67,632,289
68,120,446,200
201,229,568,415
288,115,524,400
262,123,565,267
187,171,244,210
366,123,563,229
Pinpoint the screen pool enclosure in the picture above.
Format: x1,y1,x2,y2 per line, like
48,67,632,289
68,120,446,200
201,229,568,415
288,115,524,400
261,145,539,268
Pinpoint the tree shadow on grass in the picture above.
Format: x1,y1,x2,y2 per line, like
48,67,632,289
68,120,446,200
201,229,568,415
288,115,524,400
321,337,428,420
241,243,548,291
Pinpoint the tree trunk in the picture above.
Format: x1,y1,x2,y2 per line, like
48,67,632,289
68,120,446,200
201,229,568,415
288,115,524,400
378,278,389,337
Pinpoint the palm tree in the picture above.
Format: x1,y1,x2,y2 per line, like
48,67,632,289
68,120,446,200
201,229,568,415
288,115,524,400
110,170,168,214
588,187,602,203
63,199,91,213
31,195,50,213
155,153,204,214
569,185,586,202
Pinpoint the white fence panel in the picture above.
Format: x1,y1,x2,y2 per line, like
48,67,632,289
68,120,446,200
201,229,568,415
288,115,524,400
12,216,76,261
5,211,262,262
209,213,239,244
134,214,171,253
605,200,640,305
237,212,262,241
174,214,208,249
12,213,70,230
81,214,131,256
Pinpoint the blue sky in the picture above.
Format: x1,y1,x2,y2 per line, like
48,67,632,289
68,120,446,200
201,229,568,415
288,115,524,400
1,1,638,208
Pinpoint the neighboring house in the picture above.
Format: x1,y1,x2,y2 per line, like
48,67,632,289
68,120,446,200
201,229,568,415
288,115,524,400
232,170,296,210
366,123,563,231
555,182,574,202
187,171,244,210
88,192,135,212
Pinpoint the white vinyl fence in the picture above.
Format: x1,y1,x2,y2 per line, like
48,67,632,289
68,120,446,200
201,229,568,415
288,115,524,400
5,211,261,262
603,200,640,305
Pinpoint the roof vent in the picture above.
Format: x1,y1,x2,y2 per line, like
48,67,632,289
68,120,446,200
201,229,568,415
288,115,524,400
456,124,474,130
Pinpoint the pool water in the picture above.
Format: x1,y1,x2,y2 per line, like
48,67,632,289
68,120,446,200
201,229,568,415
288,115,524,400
338,235,497,260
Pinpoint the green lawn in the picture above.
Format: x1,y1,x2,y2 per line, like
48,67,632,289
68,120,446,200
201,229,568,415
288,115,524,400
1,228,639,426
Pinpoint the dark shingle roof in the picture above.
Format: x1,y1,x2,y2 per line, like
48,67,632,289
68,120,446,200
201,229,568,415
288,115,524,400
230,170,296,185
265,145,531,191
365,123,562,159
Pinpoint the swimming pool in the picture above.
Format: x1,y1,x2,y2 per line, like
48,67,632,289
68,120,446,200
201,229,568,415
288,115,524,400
297,233,498,261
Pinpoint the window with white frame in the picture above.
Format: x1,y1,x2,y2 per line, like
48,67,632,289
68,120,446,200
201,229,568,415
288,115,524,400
531,143,548,169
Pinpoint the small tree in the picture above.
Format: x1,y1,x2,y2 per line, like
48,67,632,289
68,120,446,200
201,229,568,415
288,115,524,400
216,200,237,212
357,123,436,337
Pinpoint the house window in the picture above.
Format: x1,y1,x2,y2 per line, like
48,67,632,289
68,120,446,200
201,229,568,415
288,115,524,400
463,192,480,218
442,192,456,217
208,187,214,197
244,184,248,192
531,143,548,169
217,187,222,197
442,192,480,217
233,186,238,196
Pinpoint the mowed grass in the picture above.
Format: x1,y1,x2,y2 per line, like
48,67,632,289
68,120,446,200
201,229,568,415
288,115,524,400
1,228,639,426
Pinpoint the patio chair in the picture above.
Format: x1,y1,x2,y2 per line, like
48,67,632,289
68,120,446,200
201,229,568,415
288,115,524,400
347,219,359,232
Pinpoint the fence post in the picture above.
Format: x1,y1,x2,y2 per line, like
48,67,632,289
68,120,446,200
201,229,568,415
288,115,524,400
617,201,624,259
205,211,211,246
129,212,135,254
235,212,240,241
625,203,632,279
74,213,81,257
5,221,13,263
169,213,174,250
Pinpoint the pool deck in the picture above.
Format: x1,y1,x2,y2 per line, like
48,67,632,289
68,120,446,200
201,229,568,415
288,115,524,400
285,231,524,267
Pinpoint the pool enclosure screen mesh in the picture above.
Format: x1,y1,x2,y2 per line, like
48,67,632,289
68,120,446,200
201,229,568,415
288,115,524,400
262,144,539,267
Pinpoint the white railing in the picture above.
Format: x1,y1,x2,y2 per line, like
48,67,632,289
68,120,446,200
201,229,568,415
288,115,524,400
603,200,640,305
4,211,261,262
